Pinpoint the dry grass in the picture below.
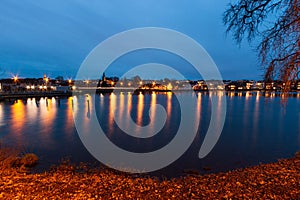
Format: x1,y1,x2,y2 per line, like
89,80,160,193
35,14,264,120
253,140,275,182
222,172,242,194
0,150,299,199
0,143,38,170
0,143,19,170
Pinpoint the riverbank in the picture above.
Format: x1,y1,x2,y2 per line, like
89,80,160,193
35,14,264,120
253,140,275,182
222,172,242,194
0,153,299,199
0,91,72,100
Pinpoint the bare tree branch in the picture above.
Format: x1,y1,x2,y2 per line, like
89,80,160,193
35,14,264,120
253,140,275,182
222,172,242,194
224,0,300,88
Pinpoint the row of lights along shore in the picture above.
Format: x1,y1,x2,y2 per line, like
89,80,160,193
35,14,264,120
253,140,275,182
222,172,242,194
9,74,75,91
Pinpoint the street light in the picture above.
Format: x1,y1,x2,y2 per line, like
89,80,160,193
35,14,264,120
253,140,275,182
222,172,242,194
84,80,90,87
13,75,18,83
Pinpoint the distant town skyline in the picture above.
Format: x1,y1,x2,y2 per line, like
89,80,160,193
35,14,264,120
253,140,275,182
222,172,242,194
0,0,261,80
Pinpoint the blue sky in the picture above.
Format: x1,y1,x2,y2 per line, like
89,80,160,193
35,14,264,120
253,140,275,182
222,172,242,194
0,0,262,80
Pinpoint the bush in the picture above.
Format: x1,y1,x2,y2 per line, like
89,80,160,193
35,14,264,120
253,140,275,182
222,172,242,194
0,146,19,169
0,142,38,169
20,153,38,167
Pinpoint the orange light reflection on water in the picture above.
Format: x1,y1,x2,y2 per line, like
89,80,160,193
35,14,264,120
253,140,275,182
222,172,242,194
25,98,39,128
166,92,172,118
0,103,3,126
252,92,260,142
125,92,133,132
11,100,26,136
245,91,250,99
118,92,125,125
64,97,74,136
137,93,144,126
38,98,57,146
228,91,235,98
216,92,224,133
148,92,158,136
108,93,116,134
256,91,260,101
195,92,202,138
243,92,250,139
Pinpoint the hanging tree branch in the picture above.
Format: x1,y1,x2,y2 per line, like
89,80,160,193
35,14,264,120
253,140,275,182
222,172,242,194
223,0,300,89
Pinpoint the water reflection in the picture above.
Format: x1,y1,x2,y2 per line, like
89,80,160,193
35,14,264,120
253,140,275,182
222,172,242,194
108,93,116,134
64,97,74,135
245,91,250,99
195,92,202,136
137,93,144,126
243,92,250,133
39,98,57,129
26,98,39,125
0,92,299,176
119,92,125,116
110,92,167,139
126,92,132,132
228,91,234,98
86,97,91,119
37,98,57,147
253,92,260,140
167,92,172,116
0,103,4,126
11,100,26,136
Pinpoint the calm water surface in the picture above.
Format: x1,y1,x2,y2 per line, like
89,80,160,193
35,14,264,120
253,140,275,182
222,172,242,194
0,91,299,177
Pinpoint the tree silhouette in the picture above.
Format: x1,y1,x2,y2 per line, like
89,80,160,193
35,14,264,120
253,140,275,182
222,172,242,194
224,0,299,90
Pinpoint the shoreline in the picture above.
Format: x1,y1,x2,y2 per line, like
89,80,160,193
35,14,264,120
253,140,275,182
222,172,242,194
1,153,299,199
0,89,300,101
0,91,72,100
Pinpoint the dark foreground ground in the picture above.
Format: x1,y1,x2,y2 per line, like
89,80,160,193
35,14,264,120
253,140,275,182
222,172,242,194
0,153,299,200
